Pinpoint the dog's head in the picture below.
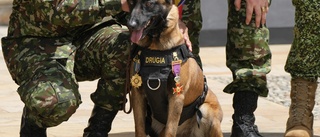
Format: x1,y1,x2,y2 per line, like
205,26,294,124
127,0,174,45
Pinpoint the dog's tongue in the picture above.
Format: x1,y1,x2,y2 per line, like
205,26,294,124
131,29,143,44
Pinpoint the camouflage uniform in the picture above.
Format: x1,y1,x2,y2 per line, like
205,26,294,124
285,0,320,81
1,0,130,128
224,0,272,97
225,0,272,136
180,0,203,68
284,2,320,136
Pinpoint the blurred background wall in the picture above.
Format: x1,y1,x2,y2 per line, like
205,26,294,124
0,0,12,26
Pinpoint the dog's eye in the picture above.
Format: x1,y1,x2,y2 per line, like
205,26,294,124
145,1,154,8
128,0,134,5
126,0,134,7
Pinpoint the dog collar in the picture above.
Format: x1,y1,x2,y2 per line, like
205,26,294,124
130,44,193,89
132,44,193,67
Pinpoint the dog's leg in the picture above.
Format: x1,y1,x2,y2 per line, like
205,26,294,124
198,103,223,137
211,118,223,137
205,90,223,137
161,93,185,137
132,88,147,137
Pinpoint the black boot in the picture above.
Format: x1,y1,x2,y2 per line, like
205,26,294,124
230,91,263,137
20,107,47,137
83,105,118,137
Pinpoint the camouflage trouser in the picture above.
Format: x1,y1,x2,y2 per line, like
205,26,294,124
181,0,203,68
223,0,272,97
285,0,320,81
1,21,130,127
74,22,131,111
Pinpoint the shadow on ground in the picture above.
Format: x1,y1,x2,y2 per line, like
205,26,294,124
109,132,320,137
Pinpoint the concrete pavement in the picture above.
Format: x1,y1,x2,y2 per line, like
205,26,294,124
1,25,320,137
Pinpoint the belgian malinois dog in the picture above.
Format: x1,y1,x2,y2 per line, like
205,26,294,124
127,0,223,136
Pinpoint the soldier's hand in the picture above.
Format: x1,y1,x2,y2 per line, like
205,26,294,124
234,0,269,28
121,0,129,12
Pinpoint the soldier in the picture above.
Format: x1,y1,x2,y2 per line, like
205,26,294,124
284,1,320,137
178,0,203,68
224,0,272,136
1,0,194,136
1,0,131,136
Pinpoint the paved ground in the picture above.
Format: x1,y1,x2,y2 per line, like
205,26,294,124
1,25,320,137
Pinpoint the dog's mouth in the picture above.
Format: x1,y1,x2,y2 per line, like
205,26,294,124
130,29,143,44
130,14,166,44
130,20,152,44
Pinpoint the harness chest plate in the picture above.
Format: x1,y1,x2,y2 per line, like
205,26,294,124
130,45,207,125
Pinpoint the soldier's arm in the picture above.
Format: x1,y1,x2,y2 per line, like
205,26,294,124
32,0,124,27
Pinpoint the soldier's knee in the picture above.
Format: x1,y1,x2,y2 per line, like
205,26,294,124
18,78,82,127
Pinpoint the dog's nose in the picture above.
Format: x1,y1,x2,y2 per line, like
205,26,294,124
128,20,138,29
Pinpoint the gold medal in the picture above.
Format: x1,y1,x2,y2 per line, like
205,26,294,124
131,73,142,88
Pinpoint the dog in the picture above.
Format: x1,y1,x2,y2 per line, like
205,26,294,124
126,0,223,136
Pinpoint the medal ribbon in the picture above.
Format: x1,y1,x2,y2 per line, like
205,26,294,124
172,52,183,94
133,51,141,73
131,51,142,88
174,0,185,19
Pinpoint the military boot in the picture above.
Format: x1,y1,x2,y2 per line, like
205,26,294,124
83,105,118,137
20,107,47,137
231,91,263,137
284,78,317,137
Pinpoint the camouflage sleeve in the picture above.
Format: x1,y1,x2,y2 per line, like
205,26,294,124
32,0,123,27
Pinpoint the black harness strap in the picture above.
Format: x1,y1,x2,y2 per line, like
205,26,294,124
131,44,208,125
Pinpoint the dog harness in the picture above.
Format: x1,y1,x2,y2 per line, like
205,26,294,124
130,44,209,126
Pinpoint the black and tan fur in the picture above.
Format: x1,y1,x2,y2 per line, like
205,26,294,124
127,0,223,136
